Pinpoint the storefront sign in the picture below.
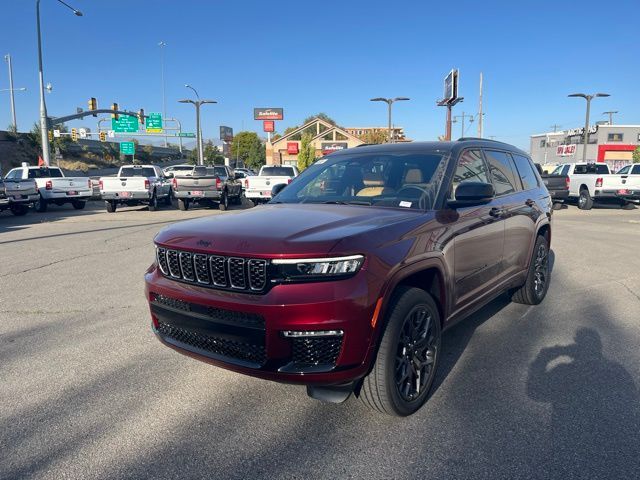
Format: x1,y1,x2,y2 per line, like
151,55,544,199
254,108,284,120
566,125,598,137
263,121,275,132
220,126,233,142
287,142,299,154
321,142,348,154
556,144,577,156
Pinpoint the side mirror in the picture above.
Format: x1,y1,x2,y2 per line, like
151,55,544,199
271,183,287,197
448,181,495,208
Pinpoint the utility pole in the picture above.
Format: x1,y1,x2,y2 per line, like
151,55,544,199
180,85,216,166
602,111,618,125
477,72,483,138
550,124,561,133
453,112,474,138
158,41,168,147
4,54,17,130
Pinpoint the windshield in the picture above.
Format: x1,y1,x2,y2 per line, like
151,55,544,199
272,151,448,210
120,167,156,177
261,167,295,176
28,168,63,178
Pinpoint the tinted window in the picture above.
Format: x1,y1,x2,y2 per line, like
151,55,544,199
632,165,640,175
261,167,296,176
28,168,63,178
5,169,19,180
512,154,539,190
484,150,519,195
120,167,156,177
214,167,227,177
617,165,631,174
574,164,609,174
449,150,489,199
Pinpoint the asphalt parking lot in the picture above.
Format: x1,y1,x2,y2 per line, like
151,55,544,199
1,202,639,480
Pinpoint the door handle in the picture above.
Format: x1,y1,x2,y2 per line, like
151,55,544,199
489,207,504,217
525,199,535,207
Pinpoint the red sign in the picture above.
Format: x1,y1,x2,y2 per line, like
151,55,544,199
287,142,299,154
556,144,576,156
263,121,274,132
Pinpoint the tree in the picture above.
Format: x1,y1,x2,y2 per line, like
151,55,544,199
633,146,640,164
303,113,337,126
231,131,265,169
203,140,225,165
297,133,316,171
359,130,389,144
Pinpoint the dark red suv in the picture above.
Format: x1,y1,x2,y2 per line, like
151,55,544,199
145,139,552,416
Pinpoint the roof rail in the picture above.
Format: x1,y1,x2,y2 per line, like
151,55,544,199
456,137,510,144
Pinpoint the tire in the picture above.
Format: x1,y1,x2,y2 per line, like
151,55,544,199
105,200,117,213
148,192,158,211
35,194,48,212
164,189,173,206
178,198,189,211
219,191,228,211
72,200,86,210
10,204,28,216
552,202,563,210
359,287,442,416
578,189,593,210
512,235,550,305
621,202,636,210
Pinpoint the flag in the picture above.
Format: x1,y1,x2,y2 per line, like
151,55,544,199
38,155,44,166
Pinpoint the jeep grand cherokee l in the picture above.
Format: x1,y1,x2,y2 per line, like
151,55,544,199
145,139,552,416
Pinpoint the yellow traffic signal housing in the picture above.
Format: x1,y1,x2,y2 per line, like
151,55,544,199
111,103,119,120
71,128,78,142
48,130,53,142
99,131,106,142
88,97,98,117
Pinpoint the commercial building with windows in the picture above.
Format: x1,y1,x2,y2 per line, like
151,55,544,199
344,126,408,142
266,118,364,166
530,124,640,172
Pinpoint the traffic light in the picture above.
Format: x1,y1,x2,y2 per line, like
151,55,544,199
111,103,119,120
138,108,145,125
71,128,78,142
99,131,106,142
88,97,98,117
48,130,53,142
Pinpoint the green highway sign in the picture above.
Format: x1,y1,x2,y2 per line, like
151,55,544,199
120,141,135,155
146,112,163,133
178,132,196,138
112,115,139,133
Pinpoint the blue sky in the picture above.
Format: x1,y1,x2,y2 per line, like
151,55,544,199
0,0,637,150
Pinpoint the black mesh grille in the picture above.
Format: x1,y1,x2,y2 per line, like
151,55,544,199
179,252,195,281
210,256,227,287
193,254,210,284
291,337,343,367
167,250,181,278
248,260,267,290
156,321,266,365
156,247,169,275
152,293,190,312
228,258,246,288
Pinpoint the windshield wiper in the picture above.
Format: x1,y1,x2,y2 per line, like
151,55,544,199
321,200,372,206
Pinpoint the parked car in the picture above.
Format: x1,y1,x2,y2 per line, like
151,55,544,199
172,165,243,211
99,165,172,213
244,165,299,205
535,163,569,209
606,164,640,206
146,139,552,417
4,165,92,212
551,162,623,210
1,170,38,216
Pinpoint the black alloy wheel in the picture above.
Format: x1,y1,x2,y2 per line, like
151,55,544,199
532,241,549,299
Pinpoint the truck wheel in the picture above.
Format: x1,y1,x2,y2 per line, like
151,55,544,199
164,189,173,206
219,192,228,211
578,189,593,210
105,200,117,213
359,287,441,417
10,204,28,216
148,192,158,211
35,195,48,212
178,198,189,211
72,200,86,210
512,235,550,305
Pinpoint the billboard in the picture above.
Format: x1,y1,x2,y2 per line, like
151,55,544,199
220,126,233,142
443,69,459,104
263,120,275,132
556,144,577,156
321,142,348,154
254,108,284,120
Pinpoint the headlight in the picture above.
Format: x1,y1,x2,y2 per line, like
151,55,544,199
272,255,364,281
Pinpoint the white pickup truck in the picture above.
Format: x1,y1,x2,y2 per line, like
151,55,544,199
4,165,92,212
552,162,616,210
607,164,640,206
99,165,172,213
244,165,299,205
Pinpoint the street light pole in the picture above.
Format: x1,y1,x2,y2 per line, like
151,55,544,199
370,97,410,143
568,92,610,162
35,0,82,166
179,88,216,166
4,54,18,130
158,41,167,148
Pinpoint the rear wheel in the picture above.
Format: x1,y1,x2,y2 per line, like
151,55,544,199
72,200,86,210
359,287,441,416
10,204,28,216
552,202,563,210
35,194,48,212
578,189,593,210
105,200,117,213
178,198,189,211
219,191,228,211
512,235,550,305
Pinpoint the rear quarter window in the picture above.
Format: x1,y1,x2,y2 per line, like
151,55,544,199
511,153,540,190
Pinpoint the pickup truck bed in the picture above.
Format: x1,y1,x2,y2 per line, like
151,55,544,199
537,164,569,209
99,165,172,213
0,177,39,216
244,166,298,204
172,166,242,211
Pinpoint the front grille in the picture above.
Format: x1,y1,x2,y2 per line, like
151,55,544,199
156,247,269,293
156,321,266,365
291,336,343,368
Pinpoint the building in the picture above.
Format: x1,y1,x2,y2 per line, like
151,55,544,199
344,126,408,142
266,118,364,166
530,124,640,172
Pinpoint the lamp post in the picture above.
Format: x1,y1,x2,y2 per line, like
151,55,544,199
158,41,167,147
370,97,410,143
568,92,610,162
3,54,27,131
36,0,82,166
602,110,618,125
179,85,216,165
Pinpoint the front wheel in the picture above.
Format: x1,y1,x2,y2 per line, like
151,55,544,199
512,235,550,305
10,204,28,216
359,287,441,416
578,189,593,210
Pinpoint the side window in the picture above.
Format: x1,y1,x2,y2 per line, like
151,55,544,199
617,165,631,174
484,150,519,196
449,149,489,199
5,169,17,179
632,165,640,175
511,153,539,190
561,165,570,176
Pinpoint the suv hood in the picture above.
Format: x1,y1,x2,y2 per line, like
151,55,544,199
154,204,425,256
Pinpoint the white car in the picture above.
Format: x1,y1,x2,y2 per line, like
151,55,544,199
99,165,172,213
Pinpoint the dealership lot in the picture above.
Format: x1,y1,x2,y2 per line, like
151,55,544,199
1,204,639,479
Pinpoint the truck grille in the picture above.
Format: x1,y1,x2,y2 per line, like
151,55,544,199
156,247,268,293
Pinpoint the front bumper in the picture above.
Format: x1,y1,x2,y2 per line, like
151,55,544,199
145,266,380,385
